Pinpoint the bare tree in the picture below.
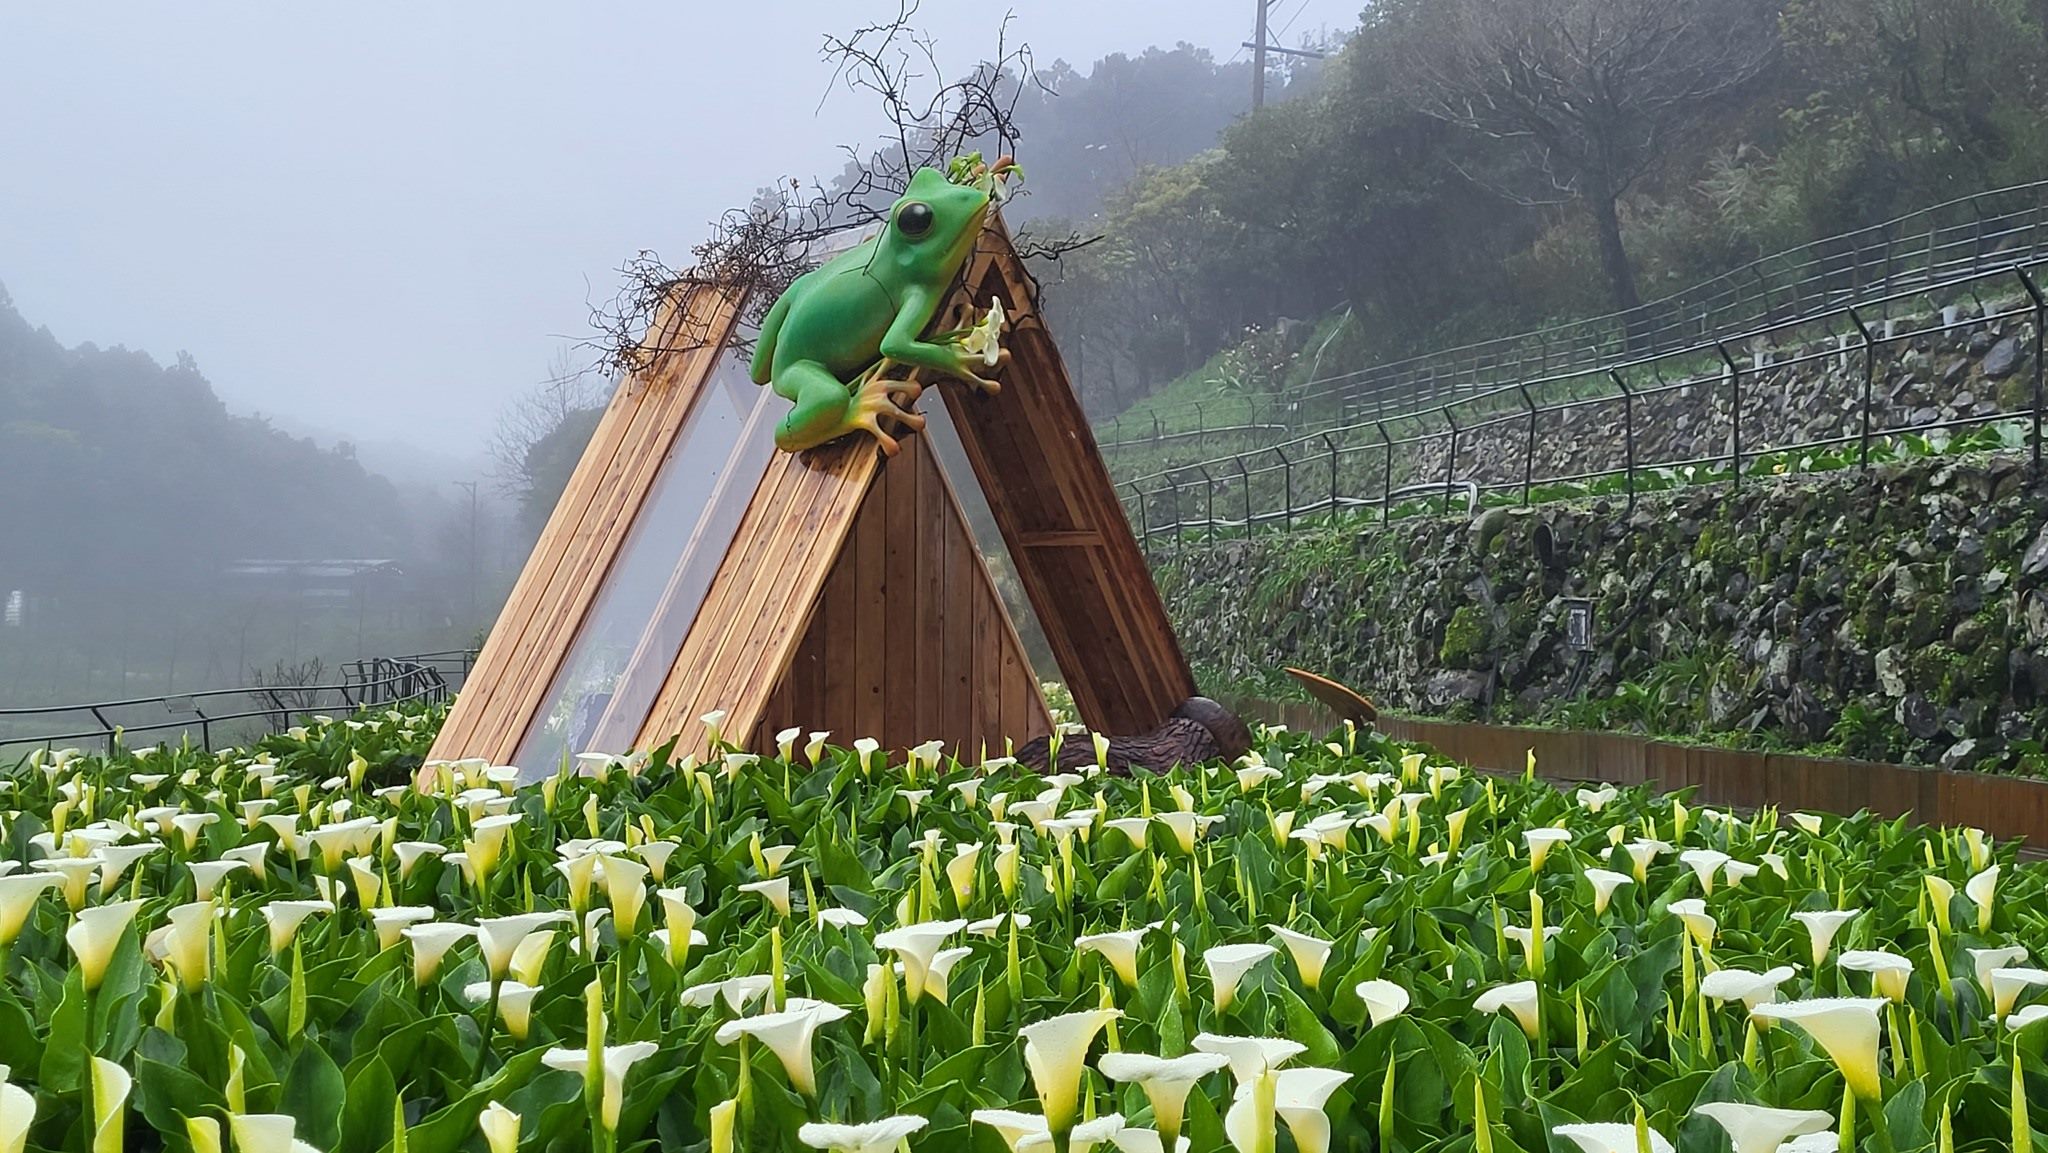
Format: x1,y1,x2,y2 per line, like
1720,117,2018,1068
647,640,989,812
586,2,1092,380
1399,0,1778,325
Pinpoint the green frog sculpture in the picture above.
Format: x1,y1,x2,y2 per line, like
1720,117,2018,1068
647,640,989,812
750,158,1012,455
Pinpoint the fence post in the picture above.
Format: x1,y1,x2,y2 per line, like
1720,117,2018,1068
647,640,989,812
1716,342,1743,491
1194,464,1217,542
1232,456,1253,535
1277,446,1296,531
1609,369,1637,513
1321,432,1338,519
1125,482,1150,556
1165,475,1184,559
2020,267,2046,480
1847,306,1878,470
1441,405,1460,508
1376,420,1395,524
1517,381,1538,506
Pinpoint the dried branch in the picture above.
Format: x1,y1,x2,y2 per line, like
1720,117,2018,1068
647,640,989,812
585,4,1062,378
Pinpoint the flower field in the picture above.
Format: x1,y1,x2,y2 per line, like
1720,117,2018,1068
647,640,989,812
2,710,2047,1153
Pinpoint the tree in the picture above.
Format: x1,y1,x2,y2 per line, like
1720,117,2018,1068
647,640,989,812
1395,0,1779,323
487,350,611,538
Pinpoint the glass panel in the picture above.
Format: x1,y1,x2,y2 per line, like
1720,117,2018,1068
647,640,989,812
513,333,776,775
919,395,1053,677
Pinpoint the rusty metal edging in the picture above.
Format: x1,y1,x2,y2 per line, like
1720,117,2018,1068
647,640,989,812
1225,697,2048,848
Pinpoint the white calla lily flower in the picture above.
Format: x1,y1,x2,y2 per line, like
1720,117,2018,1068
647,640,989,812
1552,1122,1675,1153
541,1041,658,1132
1191,1033,1307,1084
1021,1009,1122,1140
478,1101,521,1153
1077,927,1150,988
0,875,62,948
1204,943,1278,1013
368,906,435,951
66,899,147,991
1097,1051,1228,1149
261,900,334,955
1224,1067,1349,1153
1965,864,1999,931
477,912,570,981
1990,967,2048,1021
739,877,792,917
797,1115,930,1153
874,919,967,1004
403,922,475,986
1968,946,2029,999
716,1001,853,1097
1693,1102,1834,1153
1267,926,1333,990
1584,868,1634,916
1701,966,1799,1011
1838,950,1913,1002
1749,997,1886,1099
1,1071,33,1153
1475,981,1542,1039
1355,979,1411,1027
1792,908,1861,969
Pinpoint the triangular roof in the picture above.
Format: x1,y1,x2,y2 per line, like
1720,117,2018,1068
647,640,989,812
428,220,1195,772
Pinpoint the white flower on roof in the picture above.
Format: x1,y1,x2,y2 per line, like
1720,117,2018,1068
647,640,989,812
958,298,1008,368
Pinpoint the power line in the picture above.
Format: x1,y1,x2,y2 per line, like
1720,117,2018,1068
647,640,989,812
1245,0,1327,109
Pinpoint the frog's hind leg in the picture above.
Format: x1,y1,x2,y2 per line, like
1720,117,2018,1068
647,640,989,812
773,360,924,456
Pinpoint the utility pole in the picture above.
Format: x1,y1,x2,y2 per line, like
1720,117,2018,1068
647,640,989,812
1244,0,1327,111
1252,0,1270,110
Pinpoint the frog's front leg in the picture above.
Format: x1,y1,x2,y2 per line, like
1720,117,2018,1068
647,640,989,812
772,359,925,457
880,285,1000,395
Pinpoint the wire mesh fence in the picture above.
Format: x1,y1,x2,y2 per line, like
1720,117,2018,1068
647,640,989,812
0,649,477,757
1122,260,2047,551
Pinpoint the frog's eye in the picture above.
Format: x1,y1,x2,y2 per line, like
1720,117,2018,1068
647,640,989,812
895,201,936,239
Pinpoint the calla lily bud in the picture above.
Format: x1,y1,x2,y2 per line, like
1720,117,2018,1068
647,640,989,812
1021,1009,1121,1143
90,1058,130,1153
478,1102,520,1153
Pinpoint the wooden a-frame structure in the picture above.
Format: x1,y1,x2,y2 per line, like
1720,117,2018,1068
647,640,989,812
428,222,1197,773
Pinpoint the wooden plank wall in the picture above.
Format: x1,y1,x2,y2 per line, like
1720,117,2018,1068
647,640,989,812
427,286,741,765
936,225,1199,735
749,435,1051,756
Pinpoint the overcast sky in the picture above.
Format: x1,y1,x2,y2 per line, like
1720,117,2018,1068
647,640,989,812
0,2,1260,460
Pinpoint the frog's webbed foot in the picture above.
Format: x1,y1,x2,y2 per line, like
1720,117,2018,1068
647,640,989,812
848,369,926,457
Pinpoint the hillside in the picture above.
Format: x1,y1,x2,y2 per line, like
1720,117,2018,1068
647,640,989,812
0,286,480,703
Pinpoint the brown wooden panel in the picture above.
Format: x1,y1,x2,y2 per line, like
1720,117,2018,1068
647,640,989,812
750,435,1051,756
430,287,741,765
935,223,1197,736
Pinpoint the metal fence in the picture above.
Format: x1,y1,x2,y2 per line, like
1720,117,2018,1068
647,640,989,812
1123,259,2047,548
0,649,477,756
1103,179,2048,460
